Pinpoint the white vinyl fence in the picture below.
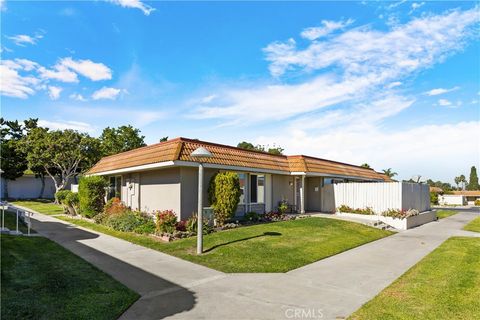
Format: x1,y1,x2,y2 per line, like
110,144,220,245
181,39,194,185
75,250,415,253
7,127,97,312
332,182,430,213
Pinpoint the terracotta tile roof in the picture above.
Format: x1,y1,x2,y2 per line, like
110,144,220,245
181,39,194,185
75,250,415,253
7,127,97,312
451,190,480,196
429,186,443,193
88,137,389,181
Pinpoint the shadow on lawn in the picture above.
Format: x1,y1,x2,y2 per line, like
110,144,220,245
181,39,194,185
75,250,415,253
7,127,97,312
204,231,282,253
23,218,197,319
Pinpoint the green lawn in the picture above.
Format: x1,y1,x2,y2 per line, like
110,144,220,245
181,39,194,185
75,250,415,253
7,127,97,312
10,199,64,215
464,216,480,232
57,216,392,272
1,235,139,320
436,210,458,219
1,210,36,233
349,237,480,320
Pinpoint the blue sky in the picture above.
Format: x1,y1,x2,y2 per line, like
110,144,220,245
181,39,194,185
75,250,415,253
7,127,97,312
1,0,479,183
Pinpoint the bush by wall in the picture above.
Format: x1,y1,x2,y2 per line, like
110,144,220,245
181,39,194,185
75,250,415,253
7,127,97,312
64,192,79,215
211,172,241,226
155,210,178,234
78,176,108,218
430,192,439,205
55,190,71,214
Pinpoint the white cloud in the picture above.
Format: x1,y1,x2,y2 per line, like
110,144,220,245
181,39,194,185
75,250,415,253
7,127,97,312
300,18,354,41
38,64,78,83
7,32,43,46
425,86,460,96
409,2,426,14
47,86,62,100
0,62,40,98
38,120,95,133
194,7,479,124
69,93,87,102
60,57,112,81
386,81,402,89
91,87,122,100
107,0,155,16
438,99,452,106
253,121,479,182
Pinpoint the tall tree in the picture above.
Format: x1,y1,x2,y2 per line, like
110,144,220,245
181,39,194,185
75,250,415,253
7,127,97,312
100,125,146,156
382,168,398,179
21,128,101,198
459,174,467,190
467,166,479,190
454,176,461,190
159,136,168,142
360,163,371,169
237,141,284,155
0,118,29,199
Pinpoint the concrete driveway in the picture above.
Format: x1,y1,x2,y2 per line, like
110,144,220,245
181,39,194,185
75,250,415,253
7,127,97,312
23,207,479,320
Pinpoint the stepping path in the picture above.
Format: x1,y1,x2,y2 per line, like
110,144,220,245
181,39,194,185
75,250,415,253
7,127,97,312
19,206,479,320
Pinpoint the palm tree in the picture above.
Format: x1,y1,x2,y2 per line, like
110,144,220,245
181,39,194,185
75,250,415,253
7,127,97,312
360,163,371,169
459,174,466,190
382,168,398,179
454,176,461,190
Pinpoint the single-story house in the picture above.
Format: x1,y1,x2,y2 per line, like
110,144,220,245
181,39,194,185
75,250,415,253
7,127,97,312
438,191,480,206
87,137,391,220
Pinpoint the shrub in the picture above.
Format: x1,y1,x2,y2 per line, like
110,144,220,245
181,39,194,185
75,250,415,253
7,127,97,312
133,220,156,234
207,173,218,205
264,211,287,222
430,192,439,205
211,172,241,226
337,205,375,215
55,190,70,205
105,210,153,233
176,220,187,232
186,214,213,234
64,192,79,215
245,211,260,222
475,199,480,206
103,197,127,216
78,176,108,218
155,210,177,234
337,205,353,213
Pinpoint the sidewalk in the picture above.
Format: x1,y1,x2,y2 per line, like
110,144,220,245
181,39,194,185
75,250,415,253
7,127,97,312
22,207,479,320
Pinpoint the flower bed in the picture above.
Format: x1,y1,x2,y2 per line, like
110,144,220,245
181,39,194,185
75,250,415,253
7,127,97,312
336,205,436,230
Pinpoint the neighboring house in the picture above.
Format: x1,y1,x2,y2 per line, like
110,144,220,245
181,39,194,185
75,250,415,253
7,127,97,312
438,191,480,206
1,173,74,200
88,137,391,220
429,186,443,193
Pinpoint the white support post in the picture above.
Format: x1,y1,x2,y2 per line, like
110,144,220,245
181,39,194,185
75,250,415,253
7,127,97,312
16,209,19,233
300,175,306,214
196,163,204,255
27,211,31,236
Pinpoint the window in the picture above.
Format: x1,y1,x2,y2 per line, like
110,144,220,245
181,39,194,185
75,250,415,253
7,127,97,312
108,176,122,200
250,174,265,204
238,173,246,204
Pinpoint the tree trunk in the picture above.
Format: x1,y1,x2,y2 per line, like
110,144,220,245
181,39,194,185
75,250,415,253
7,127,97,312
38,175,45,199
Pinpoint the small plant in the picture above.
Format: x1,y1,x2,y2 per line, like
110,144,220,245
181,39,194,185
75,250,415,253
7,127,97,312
64,192,79,215
55,190,71,206
155,210,178,234
176,220,187,232
277,201,289,214
186,214,213,234
245,211,260,222
474,199,480,206
337,205,374,215
382,208,420,219
430,192,439,205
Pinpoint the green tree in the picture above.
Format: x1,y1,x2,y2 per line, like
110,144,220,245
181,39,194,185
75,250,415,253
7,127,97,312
0,118,30,199
382,168,398,179
159,136,168,142
459,174,467,190
237,141,284,155
210,172,241,226
21,128,101,197
360,163,371,169
99,125,146,156
467,166,479,190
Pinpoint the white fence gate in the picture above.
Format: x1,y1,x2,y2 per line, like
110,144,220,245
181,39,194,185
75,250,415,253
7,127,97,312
331,182,430,213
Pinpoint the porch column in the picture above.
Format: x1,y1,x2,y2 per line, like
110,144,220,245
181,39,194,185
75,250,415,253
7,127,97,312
300,175,305,214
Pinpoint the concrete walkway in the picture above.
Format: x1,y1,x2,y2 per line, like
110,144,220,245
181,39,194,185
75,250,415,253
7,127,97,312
22,207,479,320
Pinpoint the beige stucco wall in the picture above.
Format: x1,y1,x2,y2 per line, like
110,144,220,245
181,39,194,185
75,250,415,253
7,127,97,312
180,166,218,220
306,177,322,211
271,174,294,210
138,168,181,216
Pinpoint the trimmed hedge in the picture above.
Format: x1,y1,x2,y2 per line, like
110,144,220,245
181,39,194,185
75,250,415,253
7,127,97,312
211,172,241,226
78,176,108,218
